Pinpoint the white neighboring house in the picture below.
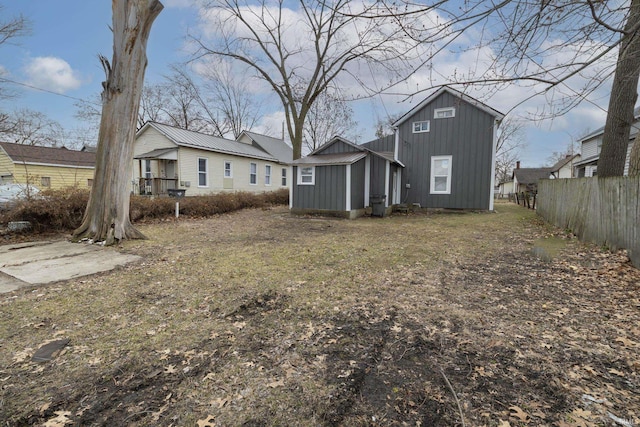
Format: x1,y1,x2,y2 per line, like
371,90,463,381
132,122,292,196
574,107,638,177
549,154,581,179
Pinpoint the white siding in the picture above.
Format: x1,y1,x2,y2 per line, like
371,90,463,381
624,141,634,176
132,127,178,181
581,138,600,159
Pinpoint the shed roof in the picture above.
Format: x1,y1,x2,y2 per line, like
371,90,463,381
392,86,504,128
0,141,96,168
139,122,278,162
292,152,367,166
512,168,552,185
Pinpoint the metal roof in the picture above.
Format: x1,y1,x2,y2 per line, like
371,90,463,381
134,147,178,160
239,131,293,164
292,152,367,166
140,122,277,162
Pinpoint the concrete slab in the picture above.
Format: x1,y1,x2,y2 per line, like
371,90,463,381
0,240,141,293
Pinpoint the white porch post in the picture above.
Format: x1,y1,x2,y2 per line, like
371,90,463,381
345,164,352,211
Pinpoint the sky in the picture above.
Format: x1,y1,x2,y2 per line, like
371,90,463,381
0,0,620,167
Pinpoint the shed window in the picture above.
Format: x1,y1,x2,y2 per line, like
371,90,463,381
41,177,51,187
281,168,287,186
298,166,315,185
198,158,208,187
250,163,257,185
434,107,455,119
265,165,272,185
412,120,430,133
224,161,232,178
430,155,452,194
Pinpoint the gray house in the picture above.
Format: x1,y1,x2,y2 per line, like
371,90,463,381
291,87,504,217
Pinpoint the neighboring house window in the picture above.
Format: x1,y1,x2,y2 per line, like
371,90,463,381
281,168,287,186
298,166,315,185
430,155,452,194
250,163,257,185
144,160,152,179
198,157,208,187
434,107,455,119
87,179,93,187
41,177,51,187
224,161,232,178
265,165,272,185
413,120,430,133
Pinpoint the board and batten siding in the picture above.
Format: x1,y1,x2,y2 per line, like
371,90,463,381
350,158,366,209
397,90,495,209
321,140,360,155
293,165,347,211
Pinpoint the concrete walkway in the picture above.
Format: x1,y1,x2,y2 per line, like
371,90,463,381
0,240,141,293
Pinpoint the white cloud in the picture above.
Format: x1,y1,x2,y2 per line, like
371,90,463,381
24,56,83,93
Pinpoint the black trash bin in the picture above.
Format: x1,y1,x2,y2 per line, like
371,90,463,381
370,194,386,217
167,188,186,198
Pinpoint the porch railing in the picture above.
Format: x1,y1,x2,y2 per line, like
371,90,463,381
139,178,178,196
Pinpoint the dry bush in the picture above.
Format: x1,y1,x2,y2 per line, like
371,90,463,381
1,188,290,234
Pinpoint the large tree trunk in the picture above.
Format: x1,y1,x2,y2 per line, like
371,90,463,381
73,0,163,245
598,0,640,177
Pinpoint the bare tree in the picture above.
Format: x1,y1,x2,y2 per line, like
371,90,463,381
0,5,30,133
73,0,163,245
3,108,64,147
374,113,403,139
192,0,427,159
494,117,526,184
304,90,357,153
197,63,263,139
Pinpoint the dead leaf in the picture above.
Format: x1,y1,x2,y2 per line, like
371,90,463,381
614,336,638,347
509,405,530,422
164,365,176,374
498,420,511,427
608,368,625,377
43,411,73,427
211,397,228,408
267,379,285,388
197,414,216,427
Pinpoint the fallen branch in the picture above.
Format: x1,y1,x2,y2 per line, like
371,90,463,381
440,367,466,427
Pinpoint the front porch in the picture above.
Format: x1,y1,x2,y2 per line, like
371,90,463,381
137,177,179,196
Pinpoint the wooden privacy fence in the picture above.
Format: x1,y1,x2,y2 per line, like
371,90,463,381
537,177,640,268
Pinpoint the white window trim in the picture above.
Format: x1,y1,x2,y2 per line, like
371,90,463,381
249,162,257,185
197,157,208,188
281,168,287,186
265,164,272,186
412,120,430,133
224,161,232,178
434,107,455,119
297,165,315,185
430,155,452,194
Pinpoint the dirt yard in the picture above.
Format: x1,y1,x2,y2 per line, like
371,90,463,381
1,201,638,426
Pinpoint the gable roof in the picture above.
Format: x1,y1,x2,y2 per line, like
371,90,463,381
138,122,279,162
0,141,96,168
512,167,551,185
293,136,404,167
579,105,640,142
238,130,293,164
549,154,579,173
392,86,504,128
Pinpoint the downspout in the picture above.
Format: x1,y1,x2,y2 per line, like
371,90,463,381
364,155,370,207
384,161,390,208
345,163,352,212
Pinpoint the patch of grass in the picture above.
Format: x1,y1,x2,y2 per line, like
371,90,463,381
1,202,638,426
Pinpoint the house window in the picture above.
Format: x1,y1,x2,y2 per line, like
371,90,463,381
198,157,208,187
413,120,430,133
298,166,315,185
281,168,287,186
144,160,152,179
434,107,455,119
265,165,272,185
41,177,51,187
250,163,257,185
430,155,452,194
224,161,232,178
87,179,93,187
